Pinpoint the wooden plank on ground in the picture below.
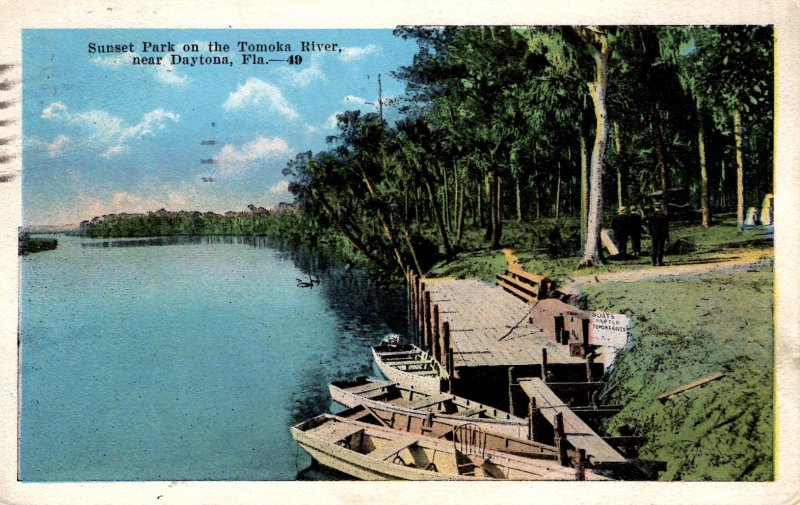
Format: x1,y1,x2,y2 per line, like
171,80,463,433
658,372,726,403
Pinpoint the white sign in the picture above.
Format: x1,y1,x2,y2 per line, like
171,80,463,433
589,311,631,348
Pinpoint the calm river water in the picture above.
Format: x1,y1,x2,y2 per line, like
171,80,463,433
20,235,407,481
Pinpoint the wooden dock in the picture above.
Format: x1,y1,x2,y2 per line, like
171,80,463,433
422,279,587,370
517,377,626,466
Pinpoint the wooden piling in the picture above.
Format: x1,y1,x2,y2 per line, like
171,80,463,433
415,277,425,340
582,318,590,348
555,412,569,466
554,315,564,343
577,449,587,480
418,282,426,348
433,304,441,364
507,367,515,416
423,291,432,354
527,396,537,441
540,348,548,381
446,345,454,393
442,320,451,371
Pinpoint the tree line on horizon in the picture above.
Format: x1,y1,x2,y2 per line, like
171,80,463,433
282,25,773,277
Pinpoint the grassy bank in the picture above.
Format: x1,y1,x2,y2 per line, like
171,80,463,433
426,217,774,481
427,217,772,282
585,267,774,480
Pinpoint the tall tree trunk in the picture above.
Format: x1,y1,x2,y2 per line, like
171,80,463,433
475,176,482,227
453,169,460,229
457,179,465,246
613,121,625,209
734,109,745,229
515,175,522,222
485,172,494,241
492,174,503,249
579,31,611,268
697,102,711,228
555,163,561,221
441,166,450,232
650,101,670,212
579,133,589,247
423,174,455,259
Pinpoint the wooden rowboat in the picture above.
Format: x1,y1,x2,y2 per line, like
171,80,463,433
330,376,528,439
291,413,606,481
371,342,447,395
336,402,560,462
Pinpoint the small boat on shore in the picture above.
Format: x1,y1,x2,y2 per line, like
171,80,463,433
371,336,447,394
336,403,559,461
291,413,606,481
330,376,528,439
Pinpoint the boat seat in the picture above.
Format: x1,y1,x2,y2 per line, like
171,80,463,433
346,380,393,395
458,408,485,417
390,359,432,367
371,438,419,462
360,389,389,400
308,422,365,444
409,394,453,410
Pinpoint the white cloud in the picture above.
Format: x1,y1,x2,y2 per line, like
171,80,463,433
268,180,290,194
155,58,189,86
223,78,299,120
42,102,68,119
41,102,180,158
304,123,319,134
213,136,291,176
324,113,342,130
277,55,324,87
41,135,71,156
343,95,370,106
340,44,381,62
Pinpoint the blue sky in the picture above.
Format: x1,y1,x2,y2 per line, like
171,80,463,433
22,29,419,225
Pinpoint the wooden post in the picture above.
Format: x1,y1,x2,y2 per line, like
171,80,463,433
577,449,587,480
419,282,427,348
424,291,432,355
541,348,548,381
537,278,549,300
407,266,413,337
586,352,595,383
582,318,590,349
555,412,569,466
446,346,454,393
442,319,451,371
507,367,515,416
527,396,537,441
554,315,564,343
433,304,441,364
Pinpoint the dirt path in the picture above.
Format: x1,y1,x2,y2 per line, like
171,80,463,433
560,248,773,297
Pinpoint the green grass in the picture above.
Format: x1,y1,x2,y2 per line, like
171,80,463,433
426,217,772,283
585,267,774,480
426,217,774,481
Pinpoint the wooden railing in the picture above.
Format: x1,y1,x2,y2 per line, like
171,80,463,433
496,266,553,303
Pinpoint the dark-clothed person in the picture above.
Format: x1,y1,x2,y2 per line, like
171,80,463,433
628,206,644,257
647,206,669,266
610,207,629,255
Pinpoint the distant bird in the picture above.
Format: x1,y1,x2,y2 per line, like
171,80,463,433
201,176,215,183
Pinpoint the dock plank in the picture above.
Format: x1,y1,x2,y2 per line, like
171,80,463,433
518,378,626,464
425,279,586,369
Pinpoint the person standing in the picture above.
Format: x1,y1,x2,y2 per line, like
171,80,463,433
628,206,644,257
648,205,669,266
610,206,630,256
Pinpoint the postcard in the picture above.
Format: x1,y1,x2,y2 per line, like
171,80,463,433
1,1,798,504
